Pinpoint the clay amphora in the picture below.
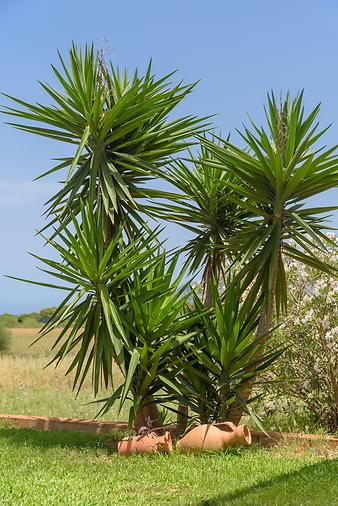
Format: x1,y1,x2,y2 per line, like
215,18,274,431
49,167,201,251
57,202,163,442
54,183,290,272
118,431,173,456
176,423,251,452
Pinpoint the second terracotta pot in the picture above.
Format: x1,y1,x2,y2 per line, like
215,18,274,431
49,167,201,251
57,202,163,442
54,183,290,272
176,423,251,453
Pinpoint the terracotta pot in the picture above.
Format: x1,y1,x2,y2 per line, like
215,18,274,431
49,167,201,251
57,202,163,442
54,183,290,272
176,423,251,453
118,431,173,456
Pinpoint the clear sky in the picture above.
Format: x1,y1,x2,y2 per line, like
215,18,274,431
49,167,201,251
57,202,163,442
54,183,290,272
1,0,338,313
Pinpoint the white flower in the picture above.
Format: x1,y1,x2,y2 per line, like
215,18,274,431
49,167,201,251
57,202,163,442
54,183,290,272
265,401,277,411
301,309,314,323
327,232,337,242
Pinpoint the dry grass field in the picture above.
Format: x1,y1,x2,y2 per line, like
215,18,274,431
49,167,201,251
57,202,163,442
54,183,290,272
0,328,125,420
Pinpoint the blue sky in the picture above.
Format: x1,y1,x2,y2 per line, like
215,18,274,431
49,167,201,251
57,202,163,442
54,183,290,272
1,0,338,313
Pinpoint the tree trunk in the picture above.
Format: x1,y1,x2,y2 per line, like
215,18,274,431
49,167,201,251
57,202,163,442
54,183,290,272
134,395,161,433
176,404,189,436
330,365,338,431
176,259,215,431
228,262,279,425
202,259,213,307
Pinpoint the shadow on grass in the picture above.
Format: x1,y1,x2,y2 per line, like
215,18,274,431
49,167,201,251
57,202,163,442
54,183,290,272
196,459,338,505
0,425,122,452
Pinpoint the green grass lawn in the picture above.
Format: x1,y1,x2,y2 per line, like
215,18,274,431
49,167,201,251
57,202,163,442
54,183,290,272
1,329,337,505
0,425,337,506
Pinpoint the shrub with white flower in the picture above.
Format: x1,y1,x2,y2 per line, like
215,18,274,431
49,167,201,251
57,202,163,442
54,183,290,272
263,234,338,431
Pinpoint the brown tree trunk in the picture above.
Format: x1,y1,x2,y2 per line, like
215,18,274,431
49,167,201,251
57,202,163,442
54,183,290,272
330,366,338,431
176,259,215,432
134,395,161,433
202,259,213,307
104,209,160,432
176,404,189,436
228,262,279,425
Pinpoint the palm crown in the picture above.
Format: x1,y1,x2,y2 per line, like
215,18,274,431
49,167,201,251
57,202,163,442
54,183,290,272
200,92,338,319
149,140,249,304
2,43,207,237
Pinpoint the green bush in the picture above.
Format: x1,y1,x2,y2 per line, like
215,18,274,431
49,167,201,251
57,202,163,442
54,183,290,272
0,314,19,328
0,327,11,353
0,313,41,328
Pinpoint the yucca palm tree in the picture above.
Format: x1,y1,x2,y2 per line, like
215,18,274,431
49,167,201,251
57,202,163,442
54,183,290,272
96,253,202,430
9,205,202,429
159,277,284,426
147,141,251,430
200,92,338,420
2,44,207,426
149,140,249,305
8,204,162,397
6,46,338,430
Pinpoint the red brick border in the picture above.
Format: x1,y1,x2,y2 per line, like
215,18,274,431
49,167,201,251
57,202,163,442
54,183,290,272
0,414,127,434
0,414,337,447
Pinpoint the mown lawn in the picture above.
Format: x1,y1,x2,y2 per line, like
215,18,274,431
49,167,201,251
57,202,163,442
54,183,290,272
0,426,337,505
1,329,337,505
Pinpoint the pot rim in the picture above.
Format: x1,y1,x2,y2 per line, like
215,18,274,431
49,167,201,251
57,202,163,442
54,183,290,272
238,424,252,444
